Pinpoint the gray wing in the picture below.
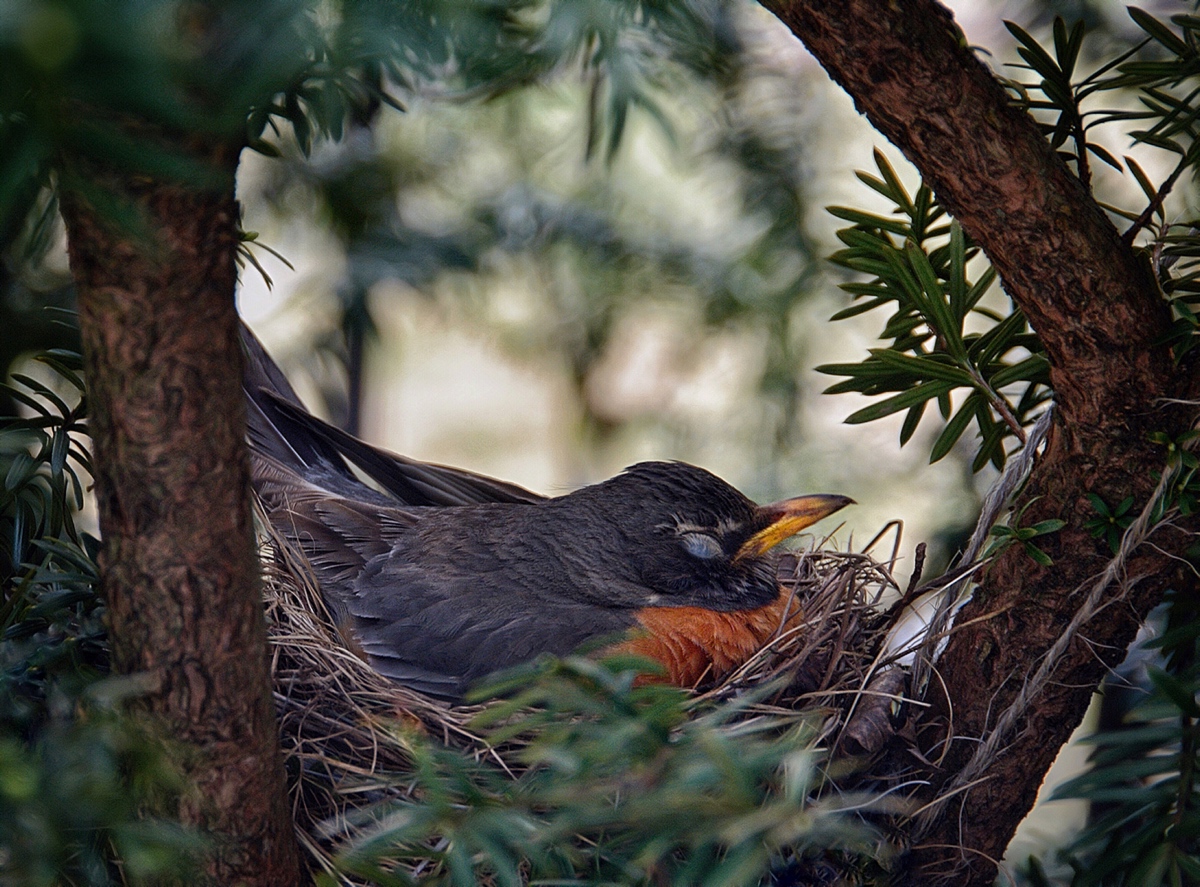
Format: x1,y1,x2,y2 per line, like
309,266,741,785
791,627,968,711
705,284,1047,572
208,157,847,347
350,547,635,698
251,457,415,619
253,459,644,699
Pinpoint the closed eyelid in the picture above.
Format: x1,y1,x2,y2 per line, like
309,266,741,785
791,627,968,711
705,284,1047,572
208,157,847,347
681,533,723,560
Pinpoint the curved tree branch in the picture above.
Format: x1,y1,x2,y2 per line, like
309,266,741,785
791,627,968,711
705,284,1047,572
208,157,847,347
758,1,1196,883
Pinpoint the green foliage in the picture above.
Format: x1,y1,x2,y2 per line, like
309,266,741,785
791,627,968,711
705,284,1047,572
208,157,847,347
818,150,1051,472
1,350,89,569
0,682,203,887
1151,428,1200,523
1,0,737,243
332,657,893,887
1003,16,1131,187
0,0,310,236
1,350,97,661
1,349,196,885
1089,5,1200,362
1098,7,1200,162
1033,590,1200,887
821,9,1200,475
983,498,1067,567
1084,493,1136,555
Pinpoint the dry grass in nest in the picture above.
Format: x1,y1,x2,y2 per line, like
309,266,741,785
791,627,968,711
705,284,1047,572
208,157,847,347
261,520,913,882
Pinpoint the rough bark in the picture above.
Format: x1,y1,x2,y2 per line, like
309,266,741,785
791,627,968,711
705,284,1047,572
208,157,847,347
59,147,304,885
759,1,1196,884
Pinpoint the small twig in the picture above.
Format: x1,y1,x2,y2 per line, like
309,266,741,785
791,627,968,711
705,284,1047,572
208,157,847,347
863,519,904,561
967,364,1027,444
904,542,927,598
1072,117,1092,192
1123,152,1190,246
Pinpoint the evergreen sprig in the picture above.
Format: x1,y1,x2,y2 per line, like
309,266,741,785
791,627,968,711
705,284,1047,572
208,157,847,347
1002,16,1140,190
1043,591,1200,887
1,348,197,886
818,150,1050,472
333,657,894,887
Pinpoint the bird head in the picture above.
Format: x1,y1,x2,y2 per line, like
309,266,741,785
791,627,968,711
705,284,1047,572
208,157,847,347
585,462,853,611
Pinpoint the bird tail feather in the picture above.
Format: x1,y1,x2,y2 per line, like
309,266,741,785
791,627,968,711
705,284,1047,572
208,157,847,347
240,320,545,507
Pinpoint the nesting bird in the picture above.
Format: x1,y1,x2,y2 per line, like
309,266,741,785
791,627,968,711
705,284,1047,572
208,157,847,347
243,325,851,699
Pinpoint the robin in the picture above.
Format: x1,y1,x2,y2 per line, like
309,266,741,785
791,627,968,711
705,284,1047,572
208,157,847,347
242,325,852,699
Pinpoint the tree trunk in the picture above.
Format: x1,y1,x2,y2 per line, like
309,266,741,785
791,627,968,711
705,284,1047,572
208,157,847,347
759,1,1197,884
59,146,304,885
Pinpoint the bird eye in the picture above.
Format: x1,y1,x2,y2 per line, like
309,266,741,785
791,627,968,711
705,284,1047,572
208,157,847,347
680,532,723,561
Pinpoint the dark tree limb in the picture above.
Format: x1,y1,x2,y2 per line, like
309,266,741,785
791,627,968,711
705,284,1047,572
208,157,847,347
59,144,304,885
759,1,1196,884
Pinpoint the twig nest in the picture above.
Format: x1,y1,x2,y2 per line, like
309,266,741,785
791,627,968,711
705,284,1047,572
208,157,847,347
261,522,907,881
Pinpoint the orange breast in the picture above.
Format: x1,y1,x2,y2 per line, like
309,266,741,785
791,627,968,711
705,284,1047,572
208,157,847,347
611,592,803,688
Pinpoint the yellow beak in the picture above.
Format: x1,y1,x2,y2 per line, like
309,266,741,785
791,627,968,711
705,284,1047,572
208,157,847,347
734,493,854,562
